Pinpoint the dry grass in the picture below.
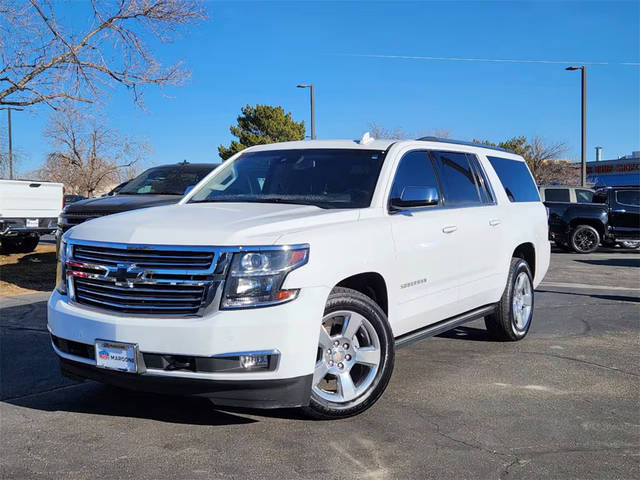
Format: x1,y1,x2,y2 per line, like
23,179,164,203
0,244,57,296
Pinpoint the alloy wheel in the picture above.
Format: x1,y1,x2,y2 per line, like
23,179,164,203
312,310,381,404
512,271,533,331
575,229,598,252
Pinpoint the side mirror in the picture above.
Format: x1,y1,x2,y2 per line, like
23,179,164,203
390,186,440,211
183,185,195,196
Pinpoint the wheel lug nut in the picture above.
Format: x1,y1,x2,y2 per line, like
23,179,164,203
333,340,340,346
343,343,349,349
328,361,334,366
345,354,351,361
327,349,332,354
338,363,344,369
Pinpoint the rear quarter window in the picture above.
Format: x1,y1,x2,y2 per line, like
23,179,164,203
487,156,540,202
544,189,570,202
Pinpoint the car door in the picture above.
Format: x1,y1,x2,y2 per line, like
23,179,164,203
430,150,505,312
387,150,460,335
610,189,640,239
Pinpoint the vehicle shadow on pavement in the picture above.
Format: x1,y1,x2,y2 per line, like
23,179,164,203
535,289,640,303
4,383,259,426
575,258,640,268
0,249,56,293
435,326,492,342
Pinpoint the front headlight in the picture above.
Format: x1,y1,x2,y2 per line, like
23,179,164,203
221,247,309,309
55,239,68,294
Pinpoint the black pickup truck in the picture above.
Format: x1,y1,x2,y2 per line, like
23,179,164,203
546,186,640,253
57,162,218,244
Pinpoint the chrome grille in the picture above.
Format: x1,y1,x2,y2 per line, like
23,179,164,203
73,244,215,269
67,241,225,316
74,278,206,315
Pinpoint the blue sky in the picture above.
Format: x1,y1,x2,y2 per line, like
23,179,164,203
6,0,640,174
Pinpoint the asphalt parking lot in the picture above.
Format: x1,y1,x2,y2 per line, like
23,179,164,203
1,247,638,479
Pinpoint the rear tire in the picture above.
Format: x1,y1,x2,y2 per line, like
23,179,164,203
17,235,40,253
302,287,394,419
485,258,534,342
569,225,600,254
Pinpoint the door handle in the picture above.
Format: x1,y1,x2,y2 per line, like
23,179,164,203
489,219,501,227
442,225,458,234
612,209,626,213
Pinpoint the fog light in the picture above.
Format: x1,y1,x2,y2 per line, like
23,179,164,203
240,354,269,369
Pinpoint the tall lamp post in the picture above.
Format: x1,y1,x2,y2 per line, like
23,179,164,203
296,84,315,140
566,66,587,187
0,107,23,180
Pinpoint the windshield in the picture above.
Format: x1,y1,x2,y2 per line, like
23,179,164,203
119,164,214,195
188,149,386,209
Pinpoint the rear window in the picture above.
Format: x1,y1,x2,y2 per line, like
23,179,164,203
487,157,540,202
544,189,570,202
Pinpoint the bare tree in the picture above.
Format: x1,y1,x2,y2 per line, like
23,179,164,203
368,123,451,140
0,0,205,110
526,136,572,185
35,110,148,196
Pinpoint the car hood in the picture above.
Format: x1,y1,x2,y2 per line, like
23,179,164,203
66,202,360,246
63,194,181,214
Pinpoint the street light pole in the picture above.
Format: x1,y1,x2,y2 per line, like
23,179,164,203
296,84,316,139
1,107,23,180
566,66,587,187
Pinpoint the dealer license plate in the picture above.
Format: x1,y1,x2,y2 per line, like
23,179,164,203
26,219,39,228
95,340,138,372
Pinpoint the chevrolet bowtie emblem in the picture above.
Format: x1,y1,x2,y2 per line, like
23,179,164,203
113,263,150,287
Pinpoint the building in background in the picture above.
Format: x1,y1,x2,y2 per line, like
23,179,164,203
587,151,640,187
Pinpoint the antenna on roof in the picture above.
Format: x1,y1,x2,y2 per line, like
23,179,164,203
359,131,374,145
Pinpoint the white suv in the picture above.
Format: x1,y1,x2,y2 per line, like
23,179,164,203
49,136,550,418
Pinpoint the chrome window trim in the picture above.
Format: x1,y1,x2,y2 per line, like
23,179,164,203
64,239,309,318
386,148,499,215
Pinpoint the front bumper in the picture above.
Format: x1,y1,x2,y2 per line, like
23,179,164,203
59,358,313,408
48,286,330,406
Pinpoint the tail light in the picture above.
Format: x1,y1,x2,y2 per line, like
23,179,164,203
62,186,66,209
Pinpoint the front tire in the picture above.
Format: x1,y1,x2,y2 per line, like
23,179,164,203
485,258,534,342
302,287,394,419
569,225,600,253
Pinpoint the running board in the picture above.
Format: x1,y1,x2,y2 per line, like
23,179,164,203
394,304,497,349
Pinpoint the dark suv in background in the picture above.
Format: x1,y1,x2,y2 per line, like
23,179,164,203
58,162,218,239
545,185,640,253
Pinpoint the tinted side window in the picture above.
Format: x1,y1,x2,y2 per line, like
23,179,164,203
616,190,640,207
487,156,540,202
433,151,482,205
576,189,594,203
390,151,440,203
544,189,570,202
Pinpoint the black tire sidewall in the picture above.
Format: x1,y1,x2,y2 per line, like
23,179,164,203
305,287,394,419
485,257,534,342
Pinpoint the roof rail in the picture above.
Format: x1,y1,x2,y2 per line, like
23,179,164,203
416,136,515,154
